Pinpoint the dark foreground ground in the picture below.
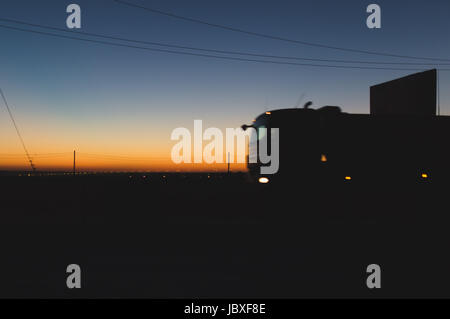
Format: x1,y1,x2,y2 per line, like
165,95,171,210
0,172,449,298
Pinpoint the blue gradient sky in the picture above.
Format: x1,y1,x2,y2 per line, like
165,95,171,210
1,0,449,170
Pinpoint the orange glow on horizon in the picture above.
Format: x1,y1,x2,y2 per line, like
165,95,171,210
0,153,247,172
0,115,251,172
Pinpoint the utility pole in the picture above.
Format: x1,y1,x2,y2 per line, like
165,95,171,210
227,152,230,174
73,150,76,175
437,69,440,116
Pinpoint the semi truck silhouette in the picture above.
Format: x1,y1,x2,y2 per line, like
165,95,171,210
242,69,450,188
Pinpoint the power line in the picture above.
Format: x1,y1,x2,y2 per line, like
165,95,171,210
78,153,168,160
112,0,450,62
0,153,69,156
0,87,36,171
1,24,448,72
0,152,166,160
1,17,450,66
0,153,70,159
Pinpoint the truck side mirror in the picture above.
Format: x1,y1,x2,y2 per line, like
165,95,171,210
303,101,313,109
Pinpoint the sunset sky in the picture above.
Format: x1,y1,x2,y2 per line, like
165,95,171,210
1,0,449,171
